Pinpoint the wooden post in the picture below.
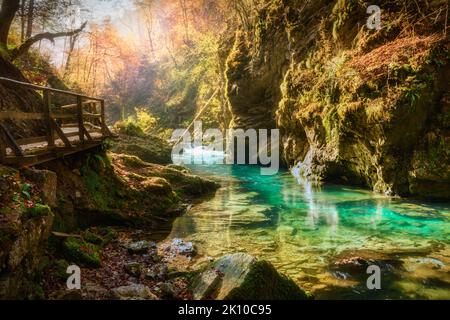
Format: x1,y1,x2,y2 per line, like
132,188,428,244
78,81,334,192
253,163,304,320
43,90,55,147
77,96,85,144
100,99,107,136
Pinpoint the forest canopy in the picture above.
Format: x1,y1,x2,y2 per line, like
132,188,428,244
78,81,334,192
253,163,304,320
0,0,263,135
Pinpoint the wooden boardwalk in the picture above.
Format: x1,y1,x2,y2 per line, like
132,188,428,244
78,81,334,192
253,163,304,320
0,77,113,167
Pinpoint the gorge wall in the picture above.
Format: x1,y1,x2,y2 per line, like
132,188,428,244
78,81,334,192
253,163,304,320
222,0,450,199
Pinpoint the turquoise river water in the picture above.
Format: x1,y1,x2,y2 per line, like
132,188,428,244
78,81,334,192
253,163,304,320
168,151,450,299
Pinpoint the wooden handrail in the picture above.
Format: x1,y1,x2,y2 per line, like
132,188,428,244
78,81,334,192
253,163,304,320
61,100,99,110
0,76,112,166
0,111,102,120
0,77,104,102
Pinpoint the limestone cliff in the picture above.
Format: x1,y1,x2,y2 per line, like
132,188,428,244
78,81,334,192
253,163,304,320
222,0,450,199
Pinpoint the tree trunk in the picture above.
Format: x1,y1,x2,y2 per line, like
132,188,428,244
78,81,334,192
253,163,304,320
179,0,190,44
63,34,79,78
0,0,21,47
25,0,35,39
20,0,27,42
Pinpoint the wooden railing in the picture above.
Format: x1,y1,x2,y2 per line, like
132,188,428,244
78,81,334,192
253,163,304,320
0,77,112,166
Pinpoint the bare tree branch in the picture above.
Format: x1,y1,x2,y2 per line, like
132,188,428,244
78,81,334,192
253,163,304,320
10,21,87,60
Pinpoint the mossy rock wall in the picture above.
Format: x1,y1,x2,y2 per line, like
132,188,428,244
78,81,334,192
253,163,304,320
222,0,450,199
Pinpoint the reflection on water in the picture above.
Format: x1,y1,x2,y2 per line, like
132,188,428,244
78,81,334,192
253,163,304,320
170,151,450,299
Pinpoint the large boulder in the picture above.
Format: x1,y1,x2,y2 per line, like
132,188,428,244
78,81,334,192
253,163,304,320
191,253,310,300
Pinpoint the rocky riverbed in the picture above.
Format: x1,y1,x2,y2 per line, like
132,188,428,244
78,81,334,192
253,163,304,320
41,227,309,300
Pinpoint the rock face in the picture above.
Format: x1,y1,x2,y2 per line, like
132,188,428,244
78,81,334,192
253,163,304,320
0,166,55,299
221,0,450,199
0,211,54,299
191,253,310,300
24,169,58,208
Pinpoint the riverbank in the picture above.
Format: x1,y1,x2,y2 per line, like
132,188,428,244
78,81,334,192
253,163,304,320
0,132,221,299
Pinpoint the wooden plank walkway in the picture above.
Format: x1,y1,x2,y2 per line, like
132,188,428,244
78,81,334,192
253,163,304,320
0,77,113,167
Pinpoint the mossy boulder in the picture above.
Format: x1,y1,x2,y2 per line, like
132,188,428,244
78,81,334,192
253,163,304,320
62,237,101,268
191,253,310,300
140,177,174,196
153,167,220,197
110,134,172,165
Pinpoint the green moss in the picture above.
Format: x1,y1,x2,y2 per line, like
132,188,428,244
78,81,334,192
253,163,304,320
63,237,101,268
80,154,125,213
0,45,11,60
153,167,219,197
225,261,311,300
25,204,52,219
99,227,118,245
166,164,191,173
81,167,110,211
121,154,151,168
121,144,171,165
322,107,340,140
331,0,356,40
83,230,104,245
55,259,70,280
114,120,147,138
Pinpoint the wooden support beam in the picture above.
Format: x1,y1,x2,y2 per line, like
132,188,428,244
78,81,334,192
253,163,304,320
50,119,73,147
100,100,112,137
0,123,24,156
43,90,55,148
83,126,93,141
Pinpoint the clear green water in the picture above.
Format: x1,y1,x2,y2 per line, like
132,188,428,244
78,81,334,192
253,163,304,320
169,152,450,299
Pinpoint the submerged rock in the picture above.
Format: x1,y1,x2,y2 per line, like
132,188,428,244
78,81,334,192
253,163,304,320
172,239,196,257
112,284,158,300
164,239,197,257
191,253,310,300
330,253,404,281
191,269,222,300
